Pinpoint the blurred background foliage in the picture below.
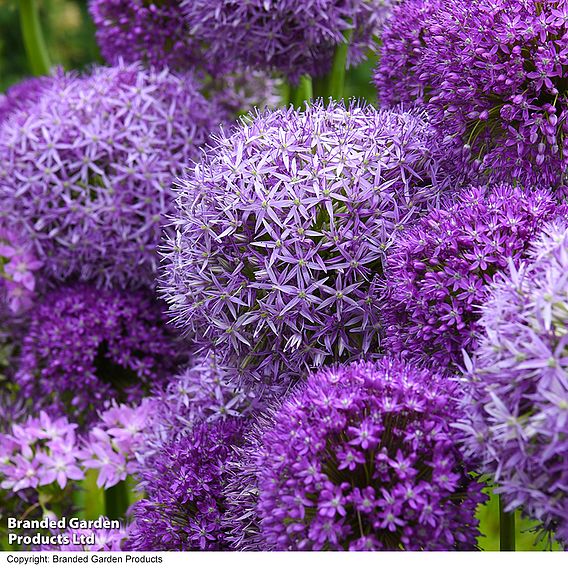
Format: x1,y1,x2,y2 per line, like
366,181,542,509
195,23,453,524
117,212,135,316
0,0,100,91
0,0,562,552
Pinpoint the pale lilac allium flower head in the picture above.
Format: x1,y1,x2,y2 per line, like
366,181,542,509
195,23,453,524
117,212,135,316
224,359,485,550
0,412,83,494
38,516,127,551
80,399,155,489
381,184,564,370
162,101,456,386
182,0,392,82
377,0,568,188
15,284,182,423
0,62,220,289
457,222,568,544
126,419,243,551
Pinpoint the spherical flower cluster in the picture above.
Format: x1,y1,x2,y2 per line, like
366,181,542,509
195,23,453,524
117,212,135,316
80,399,155,489
0,76,52,125
89,0,215,73
225,359,485,551
381,184,563,370
162,101,454,386
377,0,568,187
182,0,392,82
0,412,83,493
38,516,127,551
456,222,568,544
0,62,219,288
15,285,181,422
127,419,243,551
0,222,42,314
374,0,442,106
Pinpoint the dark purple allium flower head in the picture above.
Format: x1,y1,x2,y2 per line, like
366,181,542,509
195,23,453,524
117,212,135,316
89,0,218,74
15,284,181,423
456,222,568,545
127,419,243,551
161,101,455,386
381,184,564,370
182,0,392,82
135,351,257,471
377,0,568,187
225,359,485,551
0,62,220,289
374,0,441,107
0,76,53,126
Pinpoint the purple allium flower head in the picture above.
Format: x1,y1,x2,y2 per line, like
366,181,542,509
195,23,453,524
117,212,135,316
127,419,243,551
0,222,42,314
377,0,568,188
456,222,568,544
15,284,181,423
38,516,128,551
381,184,564,370
0,76,52,126
161,101,455,387
89,0,219,74
80,399,155,489
0,411,83,494
224,359,485,551
374,0,442,107
182,0,392,82
0,62,220,289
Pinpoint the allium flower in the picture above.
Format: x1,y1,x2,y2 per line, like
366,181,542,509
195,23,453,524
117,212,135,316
381,184,563,370
15,284,181,422
89,0,216,73
377,0,568,187
80,399,155,489
0,62,219,288
127,419,243,551
374,0,442,107
182,0,392,82
0,76,52,125
0,222,42,314
162,101,455,386
38,516,127,551
0,412,83,493
224,359,485,551
456,222,568,544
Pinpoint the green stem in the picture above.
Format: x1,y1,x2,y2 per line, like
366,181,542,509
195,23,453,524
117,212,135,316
75,470,106,520
19,0,51,76
327,27,354,100
105,480,130,520
499,496,516,551
289,75,313,108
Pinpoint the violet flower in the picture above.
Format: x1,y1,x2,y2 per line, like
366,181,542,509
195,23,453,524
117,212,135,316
15,284,182,423
381,184,564,370
161,101,457,387
456,221,568,544
0,62,220,289
224,359,486,550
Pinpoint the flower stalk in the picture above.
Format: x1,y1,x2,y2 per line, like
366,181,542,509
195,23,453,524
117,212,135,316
327,27,354,100
289,75,313,108
105,480,130,520
19,0,51,76
499,496,516,551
